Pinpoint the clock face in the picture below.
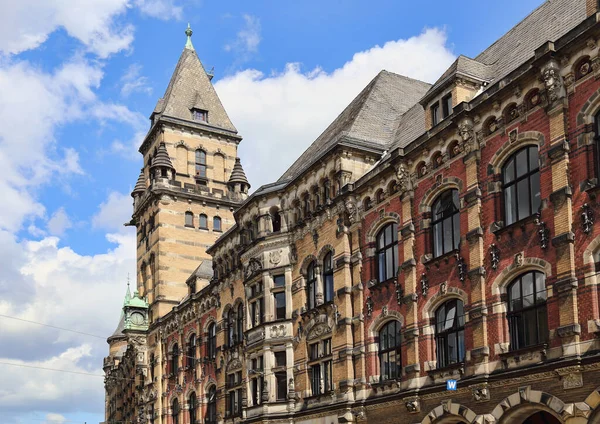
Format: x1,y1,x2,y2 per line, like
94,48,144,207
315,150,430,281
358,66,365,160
131,312,144,325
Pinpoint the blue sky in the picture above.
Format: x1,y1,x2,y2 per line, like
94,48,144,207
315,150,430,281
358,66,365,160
0,0,542,422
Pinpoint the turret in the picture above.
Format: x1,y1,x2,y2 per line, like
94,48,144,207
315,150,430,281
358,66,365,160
228,157,250,200
150,142,175,184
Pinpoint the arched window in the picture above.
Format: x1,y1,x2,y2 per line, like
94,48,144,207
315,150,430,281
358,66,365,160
171,344,179,375
172,398,180,424
376,223,398,283
379,321,401,381
324,179,331,203
227,309,235,347
213,216,222,232
206,386,217,424
188,392,197,424
207,323,216,359
237,304,244,342
507,271,547,350
306,261,317,310
271,210,281,232
199,214,208,229
432,189,460,258
195,150,207,178
185,211,194,227
187,334,196,368
435,299,465,368
502,146,540,226
323,252,334,303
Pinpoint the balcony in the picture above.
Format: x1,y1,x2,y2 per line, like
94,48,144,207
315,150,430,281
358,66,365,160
245,321,293,347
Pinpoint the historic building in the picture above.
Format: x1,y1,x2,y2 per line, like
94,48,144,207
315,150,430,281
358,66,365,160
105,1,600,423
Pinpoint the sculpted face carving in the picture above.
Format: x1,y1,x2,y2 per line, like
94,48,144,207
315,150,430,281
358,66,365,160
542,66,563,102
396,163,410,192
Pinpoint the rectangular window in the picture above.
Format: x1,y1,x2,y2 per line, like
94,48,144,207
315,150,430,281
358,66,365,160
310,364,321,395
276,371,287,401
273,274,285,287
442,93,452,118
192,108,208,122
431,103,440,126
275,351,286,367
275,292,286,320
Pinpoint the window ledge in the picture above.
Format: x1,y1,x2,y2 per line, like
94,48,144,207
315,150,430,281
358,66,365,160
491,214,538,236
424,249,459,266
427,362,465,381
499,343,547,368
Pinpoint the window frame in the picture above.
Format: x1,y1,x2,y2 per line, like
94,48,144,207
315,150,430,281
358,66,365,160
206,323,216,359
323,252,334,303
199,214,208,229
171,343,179,375
431,189,461,258
213,216,222,232
187,334,196,369
507,271,548,350
172,398,180,424
226,370,243,417
442,93,453,118
195,149,207,179
185,211,194,228
206,385,217,424
435,299,465,368
192,108,208,122
502,146,541,226
306,261,318,310
378,320,402,381
308,337,333,396
249,282,265,328
431,102,440,126
188,392,197,424
249,355,264,406
376,223,399,283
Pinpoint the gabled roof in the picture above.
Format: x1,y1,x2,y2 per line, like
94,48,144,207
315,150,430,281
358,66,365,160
152,29,237,133
278,70,431,182
422,56,493,102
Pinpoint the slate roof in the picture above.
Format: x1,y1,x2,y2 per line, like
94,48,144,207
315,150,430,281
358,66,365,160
229,157,250,187
108,313,126,342
150,142,174,170
422,56,494,102
132,169,146,196
153,47,237,133
277,71,431,182
191,260,213,281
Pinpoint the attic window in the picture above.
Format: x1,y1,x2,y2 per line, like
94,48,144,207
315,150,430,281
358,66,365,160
192,108,208,122
442,94,453,118
431,103,440,126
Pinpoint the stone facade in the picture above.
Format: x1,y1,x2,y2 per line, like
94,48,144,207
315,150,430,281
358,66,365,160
105,3,600,424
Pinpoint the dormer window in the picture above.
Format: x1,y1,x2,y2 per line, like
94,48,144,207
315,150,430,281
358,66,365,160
431,103,440,126
192,108,208,122
442,93,453,118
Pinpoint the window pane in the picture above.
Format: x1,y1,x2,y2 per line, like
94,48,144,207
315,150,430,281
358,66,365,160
516,149,528,178
457,300,464,327
443,218,453,254
436,337,446,367
378,232,385,250
530,171,541,214
274,274,285,287
452,214,460,250
385,225,392,245
448,332,457,364
535,273,547,302
528,147,539,170
504,158,515,184
433,222,443,257
378,252,386,282
517,178,531,220
457,330,465,362
505,185,516,225
521,273,534,308
275,292,286,319
444,303,456,331
523,308,537,346
386,247,394,280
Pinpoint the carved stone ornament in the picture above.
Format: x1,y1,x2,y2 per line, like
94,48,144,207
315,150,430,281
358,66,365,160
542,64,564,103
396,163,411,193
366,296,374,317
420,273,429,297
582,203,594,234
456,253,466,283
514,252,524,267
405,397,420,413
458,118,477,153
534,214,550,249
440,281,448,295
245,257,262,279
490,243,500,270
472,385,490,402
307,323,332,340
394,280,404,305
269,250,282,265
382,305,388,317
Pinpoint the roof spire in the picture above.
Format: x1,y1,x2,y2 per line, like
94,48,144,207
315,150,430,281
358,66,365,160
185,23,194,51
124,275,131,305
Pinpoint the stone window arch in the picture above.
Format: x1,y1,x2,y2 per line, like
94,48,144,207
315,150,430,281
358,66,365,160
501,146,541,226
487,131,544,175
435,299,465,368
431,189,460,258
379,320,402,381
503,102,520,124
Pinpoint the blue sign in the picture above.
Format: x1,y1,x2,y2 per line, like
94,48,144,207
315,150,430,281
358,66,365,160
446,379,457,390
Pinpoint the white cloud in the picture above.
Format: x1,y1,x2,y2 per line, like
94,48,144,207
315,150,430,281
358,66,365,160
215,28,456,190
134,0,183,21
92,191,133,231
0,0,133,57
44,413,67,424
120,63,153,97
47,208,72,236
224,14,261,56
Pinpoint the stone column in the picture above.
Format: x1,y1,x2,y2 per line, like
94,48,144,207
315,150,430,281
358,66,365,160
279,210,288,232
263,272,274,322
263,346,274,403
285,267,293,320
314,265,324,306
460,116,489,372
541,59,580,356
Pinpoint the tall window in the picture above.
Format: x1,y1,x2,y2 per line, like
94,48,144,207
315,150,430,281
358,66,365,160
171,344,179,375
379,321,402,380
172,398,180,424
323,252,334,303
507,271,548,350
442,93,453,118
188,392,197,424
435,299,465,368
226,371,243,417
227,309,235,347
185,211,194,227
431,102,440,126
250,356,264,406
306,261,318,309
324,179,331,203
187,335,196,369
249,282,264,327
195,150,207,178
206,386,217,424
308,338,332,396
271,211,281,232
150,354,155,381
199,214,208,229
207,323,216,359
376,223,399,283
502,146,540,225
432,190,460,258
275,292,286,320
213,216,222,232
237,304,244,342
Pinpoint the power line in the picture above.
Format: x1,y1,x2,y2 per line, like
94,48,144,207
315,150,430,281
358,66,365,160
0,361,135,382
0,314,106,340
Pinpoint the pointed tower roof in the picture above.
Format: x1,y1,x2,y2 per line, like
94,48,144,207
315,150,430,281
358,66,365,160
132,169,146,197
228,157,250,188
151,24,237,133
107,281,131,343
150,142,174,170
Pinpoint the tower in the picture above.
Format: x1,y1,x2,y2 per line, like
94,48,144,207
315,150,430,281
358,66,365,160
130,24,249,322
